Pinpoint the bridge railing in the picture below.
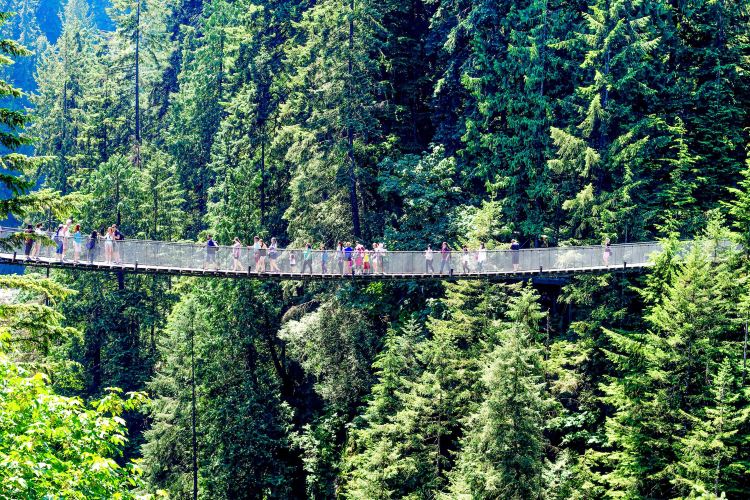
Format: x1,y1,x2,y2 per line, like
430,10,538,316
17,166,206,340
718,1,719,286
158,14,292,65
0,226,666,276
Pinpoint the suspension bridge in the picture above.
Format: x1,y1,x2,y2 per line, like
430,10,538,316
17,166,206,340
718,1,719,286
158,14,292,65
0,227,666,281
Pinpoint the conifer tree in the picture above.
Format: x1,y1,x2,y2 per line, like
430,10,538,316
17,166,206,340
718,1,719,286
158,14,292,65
32,0,101,192
283,0,399,241
548,0,661,242
107,0,171,165
671,358,750,498
448,286,550,498
0,14,150,496
600,239,736,497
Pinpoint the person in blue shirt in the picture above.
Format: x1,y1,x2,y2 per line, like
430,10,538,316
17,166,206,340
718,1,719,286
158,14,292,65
72,224,83,263
205,235,219,270
344,242,353,274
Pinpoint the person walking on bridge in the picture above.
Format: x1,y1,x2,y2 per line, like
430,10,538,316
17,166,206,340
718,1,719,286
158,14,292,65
510,239,520,271
477,242,487,272
302,243,313,274
87,230,98,264
335,241,344,275
603,237,612,267
31,223,44,260
103,227,114,264
23,224,33,260
204,235,219,270
344,242,353,274
354,243,364,274
269,237,280,272
72,224,82,263
462,246,470,274
61,219,71,260
321,244,329,274
112,225,124,264
232,237,243,271
439,242,451,274
425,244,434,274
261,239,270,272
54,225,65,262
252,236,261,271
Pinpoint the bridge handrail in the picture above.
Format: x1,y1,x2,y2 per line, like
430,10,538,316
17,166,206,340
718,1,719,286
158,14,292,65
0,225,662,254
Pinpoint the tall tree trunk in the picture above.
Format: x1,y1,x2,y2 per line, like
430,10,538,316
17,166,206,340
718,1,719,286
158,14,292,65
134,0,142,167
348,0,362,238
260,136,266,227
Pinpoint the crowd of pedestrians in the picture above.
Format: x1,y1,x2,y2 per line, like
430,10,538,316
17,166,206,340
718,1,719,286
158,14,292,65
215,237,393,275
14,223,617,274
20,220,125,265
208,237,539,275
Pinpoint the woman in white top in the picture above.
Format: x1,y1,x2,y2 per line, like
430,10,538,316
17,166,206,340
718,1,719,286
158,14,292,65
104,227,114,264
476,242,487,273
425,244,434,274
61,219,72,258
268,237,281,272
32,223,45,259
462,246,471,274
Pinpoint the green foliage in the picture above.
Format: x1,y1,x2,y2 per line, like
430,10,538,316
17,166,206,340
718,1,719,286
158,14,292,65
17,0,750,497
377,146,460,248
448,286,550,498
0,349,152,499
600,240,742,498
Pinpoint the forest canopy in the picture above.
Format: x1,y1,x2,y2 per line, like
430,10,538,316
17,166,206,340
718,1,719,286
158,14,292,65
0,0,749,498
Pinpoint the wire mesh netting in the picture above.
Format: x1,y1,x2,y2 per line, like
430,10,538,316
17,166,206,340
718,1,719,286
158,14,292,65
0,226,668,278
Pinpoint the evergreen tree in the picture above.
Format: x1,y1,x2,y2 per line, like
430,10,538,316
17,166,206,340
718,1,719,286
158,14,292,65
32,0,101,192
459,0,578,242
342,318,425,497
342,281,507,497
448,286,550,499
0,0,44,93
726,154,750,250
283,0,399,241
677,0,750,210
548,0,661,242
107,0,172,164
0,14,149,495
671,358,750,498
600,239,736,497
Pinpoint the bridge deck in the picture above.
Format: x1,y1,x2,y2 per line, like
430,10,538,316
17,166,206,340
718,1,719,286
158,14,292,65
0,228,662,281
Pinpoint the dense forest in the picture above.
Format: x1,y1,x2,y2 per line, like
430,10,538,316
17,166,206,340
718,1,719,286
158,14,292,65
1,0,750,497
